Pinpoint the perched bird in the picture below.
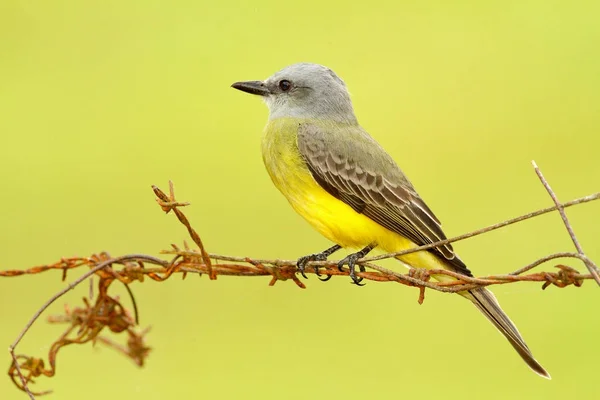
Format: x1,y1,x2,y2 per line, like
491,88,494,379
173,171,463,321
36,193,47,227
232,63,550,378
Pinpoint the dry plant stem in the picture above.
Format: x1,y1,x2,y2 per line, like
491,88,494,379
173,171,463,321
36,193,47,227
532,161,600,285
9,352,35,400
7,255,166,398
363,191,600,263
510,252,594,275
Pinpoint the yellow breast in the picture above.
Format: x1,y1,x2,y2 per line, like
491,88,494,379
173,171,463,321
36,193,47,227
262,118,462,281
260,117,453,277
262,119,404,249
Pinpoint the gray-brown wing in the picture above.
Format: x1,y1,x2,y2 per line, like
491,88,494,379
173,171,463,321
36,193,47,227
297,123,472,276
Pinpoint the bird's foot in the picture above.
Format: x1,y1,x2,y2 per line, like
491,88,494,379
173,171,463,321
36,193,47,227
337,243,376,286
296,244,342,281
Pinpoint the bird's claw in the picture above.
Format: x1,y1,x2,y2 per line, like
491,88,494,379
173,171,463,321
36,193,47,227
296,244,342,281
296,253,327,279
337,254,366,286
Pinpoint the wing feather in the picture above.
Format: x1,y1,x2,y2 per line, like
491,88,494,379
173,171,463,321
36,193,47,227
298,123,471,276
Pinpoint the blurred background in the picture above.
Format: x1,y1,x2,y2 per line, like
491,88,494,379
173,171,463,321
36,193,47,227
1,1,599,399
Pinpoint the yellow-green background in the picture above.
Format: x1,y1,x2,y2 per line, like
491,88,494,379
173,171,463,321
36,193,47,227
1,1,599,399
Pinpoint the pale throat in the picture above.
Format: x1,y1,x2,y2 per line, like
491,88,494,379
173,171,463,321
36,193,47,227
266,99,357,124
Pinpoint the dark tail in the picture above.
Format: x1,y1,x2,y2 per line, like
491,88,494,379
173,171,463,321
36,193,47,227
465,287,551,379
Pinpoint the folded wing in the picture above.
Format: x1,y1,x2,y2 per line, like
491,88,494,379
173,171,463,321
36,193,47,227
297,123,472,276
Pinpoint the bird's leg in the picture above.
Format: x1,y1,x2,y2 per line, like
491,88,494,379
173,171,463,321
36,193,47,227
296,244,342,281
338,243,376,286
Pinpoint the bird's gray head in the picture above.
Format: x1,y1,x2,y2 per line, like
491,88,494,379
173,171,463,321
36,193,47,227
232,63,357,123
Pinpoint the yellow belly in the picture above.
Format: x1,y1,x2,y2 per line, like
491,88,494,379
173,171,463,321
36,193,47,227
261,118,449,273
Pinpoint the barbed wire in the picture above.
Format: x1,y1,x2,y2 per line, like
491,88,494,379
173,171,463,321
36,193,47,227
2,161,598,399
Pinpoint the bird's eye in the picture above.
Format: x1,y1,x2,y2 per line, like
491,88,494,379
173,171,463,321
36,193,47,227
279,80,292,91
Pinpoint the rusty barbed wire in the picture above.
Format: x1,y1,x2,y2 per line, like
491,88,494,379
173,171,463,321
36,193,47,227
2,161,599,399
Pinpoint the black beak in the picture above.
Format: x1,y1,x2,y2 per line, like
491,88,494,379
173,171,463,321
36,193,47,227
231,80,270,96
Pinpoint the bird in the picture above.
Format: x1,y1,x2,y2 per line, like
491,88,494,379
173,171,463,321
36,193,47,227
231,62,550,378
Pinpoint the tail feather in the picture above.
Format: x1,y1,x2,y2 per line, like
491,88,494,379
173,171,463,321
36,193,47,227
465,287,551,379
